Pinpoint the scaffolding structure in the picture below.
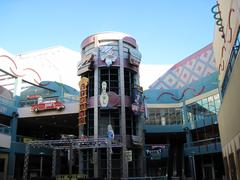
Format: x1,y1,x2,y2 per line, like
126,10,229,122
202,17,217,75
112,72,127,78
23,137,122,180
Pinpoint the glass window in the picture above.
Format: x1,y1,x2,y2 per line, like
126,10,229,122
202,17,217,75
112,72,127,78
186,93,220,122
148,109,156,122
98,109,120,137
83,109,94,136
202,98,207,105
100,68,119,94
88,71,94,97
126,108,137,135
146,108,183,125
124,69,135,96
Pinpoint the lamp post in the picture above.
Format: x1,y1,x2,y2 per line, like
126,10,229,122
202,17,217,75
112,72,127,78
39,152,45,177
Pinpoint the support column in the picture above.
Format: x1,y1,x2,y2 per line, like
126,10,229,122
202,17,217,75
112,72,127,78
107,139,112,180
13,77,22,106
119,39,128,178
143,130,147,177
7,77,22,179
188,155,196,180
182,100,188,126
52,149,56,177
7,112,18,179
94,38,99,178
78,126,84,175
78,150,84,175
23,144,30,180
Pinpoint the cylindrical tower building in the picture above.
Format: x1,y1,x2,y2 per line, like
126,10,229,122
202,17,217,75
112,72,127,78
78,32,144,179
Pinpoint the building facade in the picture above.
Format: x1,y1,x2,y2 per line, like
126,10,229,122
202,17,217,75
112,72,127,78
77,32,145,179
0,48,83,180
144,44,225,179
0,30,233,180
212,0,240,179
0,32,145,180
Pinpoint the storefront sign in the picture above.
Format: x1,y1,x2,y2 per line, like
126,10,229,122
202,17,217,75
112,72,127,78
145,144,166,160
125,150,132,162
132,135,143,145
129,48,141,67
27,95,41,100
77,53,94,75
78,77,88,126
99,46,118,67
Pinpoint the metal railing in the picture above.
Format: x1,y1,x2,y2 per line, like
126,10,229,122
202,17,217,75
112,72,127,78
121,176,168,180
184,137,221,154
144,119,182,126
184,137,220,147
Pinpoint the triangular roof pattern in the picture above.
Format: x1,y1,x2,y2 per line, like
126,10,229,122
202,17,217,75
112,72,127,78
149,43,217,90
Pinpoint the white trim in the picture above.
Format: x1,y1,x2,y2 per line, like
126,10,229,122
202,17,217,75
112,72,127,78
185,89,219,105
147,103,183,108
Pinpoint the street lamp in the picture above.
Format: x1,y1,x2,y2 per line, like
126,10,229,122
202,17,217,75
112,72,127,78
39,152,45,177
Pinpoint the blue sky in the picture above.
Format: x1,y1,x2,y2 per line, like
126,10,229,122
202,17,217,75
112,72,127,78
0,0,215,65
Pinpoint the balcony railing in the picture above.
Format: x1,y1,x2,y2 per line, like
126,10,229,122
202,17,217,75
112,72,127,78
145,119,182,126
0,126,11,135
184,137,221,155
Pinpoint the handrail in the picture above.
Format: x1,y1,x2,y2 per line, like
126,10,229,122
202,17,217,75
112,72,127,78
184,137,220,147
0,127,11,135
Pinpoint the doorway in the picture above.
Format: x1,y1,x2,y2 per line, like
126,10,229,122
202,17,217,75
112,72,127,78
0,154,8,180
203,164,214,180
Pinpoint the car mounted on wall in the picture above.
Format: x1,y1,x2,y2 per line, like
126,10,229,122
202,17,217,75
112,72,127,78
30,97,65,112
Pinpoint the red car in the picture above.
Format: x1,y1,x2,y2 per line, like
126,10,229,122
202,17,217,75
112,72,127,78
31,99,65,112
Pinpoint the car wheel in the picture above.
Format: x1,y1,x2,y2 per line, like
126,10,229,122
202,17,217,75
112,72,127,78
57,106,64,111
34,108,39,112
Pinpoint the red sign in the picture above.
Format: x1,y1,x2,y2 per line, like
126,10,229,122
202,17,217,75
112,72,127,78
27,95,41,100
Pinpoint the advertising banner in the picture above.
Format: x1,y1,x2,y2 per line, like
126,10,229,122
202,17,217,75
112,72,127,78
78,77,88,126
131,85,144,115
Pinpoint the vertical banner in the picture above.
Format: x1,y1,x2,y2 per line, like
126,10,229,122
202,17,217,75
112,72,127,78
131,85,144,115
143,96,149,119
78,77,89,126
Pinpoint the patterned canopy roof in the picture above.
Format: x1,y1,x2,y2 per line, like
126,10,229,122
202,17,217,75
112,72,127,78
149,43,217,90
